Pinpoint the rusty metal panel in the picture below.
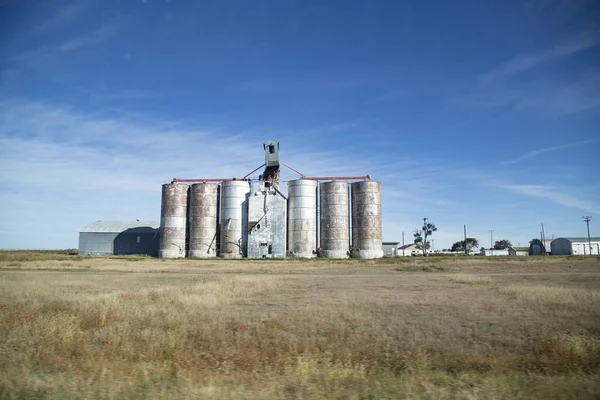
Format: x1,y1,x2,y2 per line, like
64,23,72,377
159,183,189,258
219,180,250,258
351,181,383,259
188,183,219,258
319,181,349,258
288,179,317,258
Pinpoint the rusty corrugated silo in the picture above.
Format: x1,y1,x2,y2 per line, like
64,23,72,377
219,180,250,258
188,183,219,258
288,179,318,258
351,180,383,259
159,183,189,258
319,181,349,258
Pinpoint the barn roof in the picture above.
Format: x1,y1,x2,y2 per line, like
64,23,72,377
80,221,159,233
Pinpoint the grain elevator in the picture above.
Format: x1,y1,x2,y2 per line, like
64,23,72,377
158,140,383,259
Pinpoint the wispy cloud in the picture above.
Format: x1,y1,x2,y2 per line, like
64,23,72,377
500,138,600,165
227,76,382,94
31,0,93,35
0,97,455,247
452,30,600,114
58,16,123,52
480,30,600,84
500,185,600,214
452,75,600,114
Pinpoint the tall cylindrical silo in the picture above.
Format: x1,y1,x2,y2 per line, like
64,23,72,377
351,180,383,259
288,179,318,258
159,183,189,258
219,180,250,258
320,181,349,258
188,183,219,258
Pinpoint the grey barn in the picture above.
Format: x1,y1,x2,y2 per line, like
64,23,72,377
78,221,160,256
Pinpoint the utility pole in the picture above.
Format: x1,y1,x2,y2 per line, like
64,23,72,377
402,231,405,256
464,224,468,255
490,230,493,254
583,216,592,255
541,223,546,255
423,217,428,257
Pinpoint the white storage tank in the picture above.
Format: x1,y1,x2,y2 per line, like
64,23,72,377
219,180,250,258
188,183,219,258
288,179,318,258
351,180,383,259
159,183,189,258
319,181,349,258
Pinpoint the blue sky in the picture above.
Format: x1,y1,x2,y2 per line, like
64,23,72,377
0,0,599,250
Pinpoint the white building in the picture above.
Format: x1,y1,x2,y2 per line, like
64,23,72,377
530,237,600,256
382,242,401,256
558,237,600,255
480,248,510,256
382,242,421,256
511,247,529,256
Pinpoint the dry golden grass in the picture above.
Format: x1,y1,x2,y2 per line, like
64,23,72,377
500,284,600,312
1,255,599,399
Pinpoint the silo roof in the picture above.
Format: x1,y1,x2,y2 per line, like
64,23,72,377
80,221,160,233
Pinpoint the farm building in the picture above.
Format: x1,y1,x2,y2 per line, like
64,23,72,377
480,247,527,256
550,238,572,255
528,239,546,255
480,249,510,256
511,247,529,256
550,237,600,256
382,242,401,256
396,243,420,256
78,221,160,256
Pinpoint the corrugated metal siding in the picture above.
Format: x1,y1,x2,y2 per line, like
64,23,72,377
79,232,117,255
78,221,160,256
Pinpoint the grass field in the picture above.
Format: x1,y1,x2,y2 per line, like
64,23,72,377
1,254,599,399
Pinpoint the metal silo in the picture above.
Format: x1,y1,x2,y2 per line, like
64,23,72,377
159,183,189,258
188,183,219,258
351,180,383,259
219,180,250,258
288,179,318,258
550,238,572,256
319,181,349,258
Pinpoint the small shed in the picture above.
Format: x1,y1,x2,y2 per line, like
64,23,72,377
528,239,546,256
382,242,401,256
511,247,529,256
78,221,160,256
